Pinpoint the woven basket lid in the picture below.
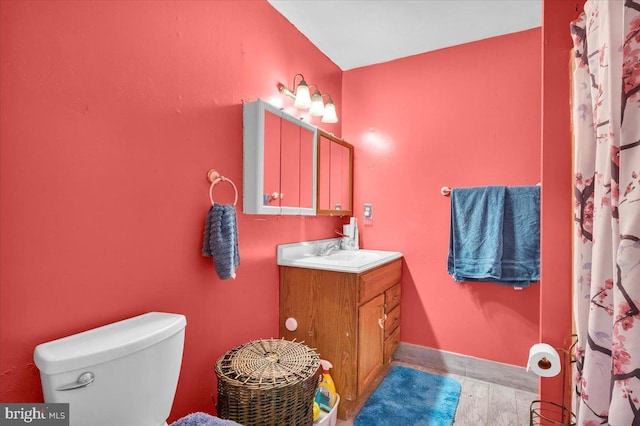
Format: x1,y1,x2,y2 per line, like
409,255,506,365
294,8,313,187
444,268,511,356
215,339,320,389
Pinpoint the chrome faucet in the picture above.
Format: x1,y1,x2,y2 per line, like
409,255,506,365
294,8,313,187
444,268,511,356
317,242,340,256
340,235,356,250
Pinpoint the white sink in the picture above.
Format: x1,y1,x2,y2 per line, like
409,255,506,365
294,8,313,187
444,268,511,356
277,239,403,273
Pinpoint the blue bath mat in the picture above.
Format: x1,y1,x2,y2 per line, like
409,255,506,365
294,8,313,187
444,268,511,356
354,366,461,426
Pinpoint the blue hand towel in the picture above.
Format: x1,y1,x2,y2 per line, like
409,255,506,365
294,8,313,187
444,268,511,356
171,412,241,426
447,186,506,281
202,204,240,280
447,185,540,288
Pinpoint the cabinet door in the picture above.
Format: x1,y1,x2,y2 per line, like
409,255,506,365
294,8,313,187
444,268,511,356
357,294,385,395
298,125,315,210
318,136,331,210
330,142,351,211
317,129,353,216
263,108,282,207
243,99,317,215
280,118,301,209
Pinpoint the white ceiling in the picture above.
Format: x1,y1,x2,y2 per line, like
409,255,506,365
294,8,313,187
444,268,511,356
267,0,542,70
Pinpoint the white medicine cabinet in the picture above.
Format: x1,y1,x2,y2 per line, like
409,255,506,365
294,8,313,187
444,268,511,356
243,99,317,215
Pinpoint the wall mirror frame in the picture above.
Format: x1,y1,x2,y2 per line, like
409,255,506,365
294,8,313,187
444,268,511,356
316,129,354,216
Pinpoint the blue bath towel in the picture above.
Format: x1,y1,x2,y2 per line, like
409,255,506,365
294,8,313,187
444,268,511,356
171,412,241,426
202,203,240,280
447,186,506,282
447,185,539,287
500,186,540,285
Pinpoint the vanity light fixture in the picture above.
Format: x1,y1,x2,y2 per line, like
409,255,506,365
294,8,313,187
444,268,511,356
278,74,339,123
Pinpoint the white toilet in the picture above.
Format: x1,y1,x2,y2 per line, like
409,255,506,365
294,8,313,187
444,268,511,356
34,312,187,426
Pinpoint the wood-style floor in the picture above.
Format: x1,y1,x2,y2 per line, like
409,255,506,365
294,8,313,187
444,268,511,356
336,361,537,426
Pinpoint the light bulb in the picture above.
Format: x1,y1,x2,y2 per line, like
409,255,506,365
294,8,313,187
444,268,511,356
321,100,338,123
293,80,311,109
309,90,325,116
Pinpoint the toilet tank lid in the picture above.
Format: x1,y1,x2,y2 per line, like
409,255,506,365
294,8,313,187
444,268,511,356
34,312,187,375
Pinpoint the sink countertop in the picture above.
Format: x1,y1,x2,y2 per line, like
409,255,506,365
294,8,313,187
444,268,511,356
277,238,403,273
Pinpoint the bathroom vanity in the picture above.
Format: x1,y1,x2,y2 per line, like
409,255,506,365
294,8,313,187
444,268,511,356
278,242,402,420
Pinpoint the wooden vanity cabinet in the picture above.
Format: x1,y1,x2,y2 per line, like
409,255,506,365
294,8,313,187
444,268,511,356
279,258,402,420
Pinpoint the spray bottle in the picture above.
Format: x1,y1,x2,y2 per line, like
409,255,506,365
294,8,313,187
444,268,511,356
315,359,337,411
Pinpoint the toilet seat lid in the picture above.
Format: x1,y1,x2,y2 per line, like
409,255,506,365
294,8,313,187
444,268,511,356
34,312,186,374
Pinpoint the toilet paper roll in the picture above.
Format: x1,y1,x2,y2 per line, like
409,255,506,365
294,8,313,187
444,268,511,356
527,343,561,377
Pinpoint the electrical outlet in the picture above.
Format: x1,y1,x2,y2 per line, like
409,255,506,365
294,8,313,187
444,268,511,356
364,203,373,225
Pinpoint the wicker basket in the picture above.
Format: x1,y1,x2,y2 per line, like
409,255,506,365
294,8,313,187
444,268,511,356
215,339,321,426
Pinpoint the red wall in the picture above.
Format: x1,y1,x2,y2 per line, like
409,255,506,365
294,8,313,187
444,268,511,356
0,0,343,420
0,0,580,419
539,0,584,409
342,29,542,366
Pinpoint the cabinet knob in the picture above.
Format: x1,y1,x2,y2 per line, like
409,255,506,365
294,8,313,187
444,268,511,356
285,317,298,331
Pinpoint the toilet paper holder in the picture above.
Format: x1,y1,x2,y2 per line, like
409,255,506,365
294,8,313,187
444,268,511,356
529,335,577,426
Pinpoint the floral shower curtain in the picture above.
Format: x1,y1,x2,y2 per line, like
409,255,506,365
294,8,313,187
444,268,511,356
571,1,640,425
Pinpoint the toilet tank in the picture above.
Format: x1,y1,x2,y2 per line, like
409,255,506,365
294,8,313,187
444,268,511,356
34,312,186,426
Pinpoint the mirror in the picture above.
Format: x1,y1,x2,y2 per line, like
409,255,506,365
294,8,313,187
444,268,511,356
317,129,353,216
243,99,317,215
